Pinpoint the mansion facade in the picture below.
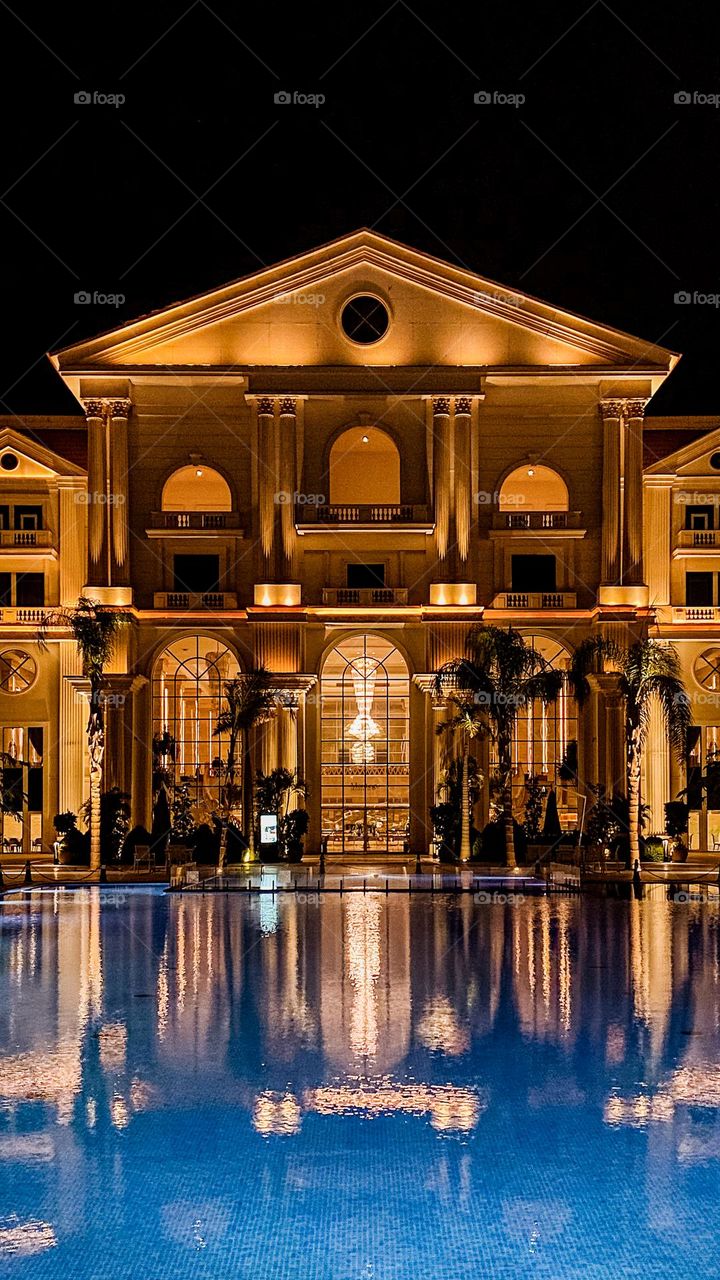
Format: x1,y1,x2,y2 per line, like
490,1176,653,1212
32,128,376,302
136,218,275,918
2,230,720,855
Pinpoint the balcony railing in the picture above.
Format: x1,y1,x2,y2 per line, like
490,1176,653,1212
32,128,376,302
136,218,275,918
0,607,48,624
675,529,720,549
0,530,53,547
492,591,577,609
300,504,429,524
672,605,720,622
322,587,409,606
493,511,582,530
150,512,241,530
153,592,238,610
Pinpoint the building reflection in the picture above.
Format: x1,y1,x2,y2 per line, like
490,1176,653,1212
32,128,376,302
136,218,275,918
1,889,720,1260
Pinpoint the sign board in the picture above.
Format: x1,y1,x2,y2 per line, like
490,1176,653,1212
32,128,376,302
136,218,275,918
260,813,278,845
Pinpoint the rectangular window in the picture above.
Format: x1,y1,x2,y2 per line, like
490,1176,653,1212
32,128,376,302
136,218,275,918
686,571,714,607
173,554,220,594
13,506,43,531
0,574,10,608
685,505,715,530
346,563,386,589
15,573,44,607
511,554,556,592
0,506,9,531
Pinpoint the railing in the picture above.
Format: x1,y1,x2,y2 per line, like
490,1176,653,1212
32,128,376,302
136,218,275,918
153,592,238,610
0,530,53,547
300,504,429,524
150,512,240,530
0,607,48,624
494,511,581,530
676,529,719,549
492,592,577,609
672,605,720,622
322,587,409,606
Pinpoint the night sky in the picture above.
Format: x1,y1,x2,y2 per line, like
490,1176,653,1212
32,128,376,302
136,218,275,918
2,1,719,414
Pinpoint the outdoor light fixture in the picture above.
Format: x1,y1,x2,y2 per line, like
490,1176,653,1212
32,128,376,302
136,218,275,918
196,467,203,477
361,434,370,443
527,467,535,476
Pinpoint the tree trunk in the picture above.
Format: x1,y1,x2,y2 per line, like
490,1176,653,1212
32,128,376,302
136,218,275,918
501,742,515,868
627,748,641,869
460,743,471,862
242,732,256,858
88,731,104,872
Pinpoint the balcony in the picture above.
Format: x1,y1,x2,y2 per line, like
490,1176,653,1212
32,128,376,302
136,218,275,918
672,606,720,623
674,529,720,554
491,511,583,531
491,591,577,610
0,607,48,624
322,587,409,606
0,530,54,549
153,592,238,610
148,512,244,535
298,504,432,530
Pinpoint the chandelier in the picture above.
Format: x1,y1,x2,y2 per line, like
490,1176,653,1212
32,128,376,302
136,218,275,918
347,657,381,764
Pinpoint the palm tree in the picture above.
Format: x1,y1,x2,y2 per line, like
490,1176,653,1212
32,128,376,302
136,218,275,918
434,626,564,867
214,667,277,863
569,636,690,867
431,691,484,861
38,598,125,871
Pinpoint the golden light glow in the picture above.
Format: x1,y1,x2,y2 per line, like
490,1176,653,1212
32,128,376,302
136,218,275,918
428,582,477,606
253,1091,302,1136
0,1219,57,1257
304,1082,483,1132
254,583,301,607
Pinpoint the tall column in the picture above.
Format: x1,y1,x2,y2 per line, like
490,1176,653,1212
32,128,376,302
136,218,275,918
82,398,107,587
278,397,298,580
454,396,472,565
277,693,299,776
57,478,87,606
432,396,452,562
107,398,131,586
59,645,87,816
257,396,277,580
622,397,647,586
600,399,623,585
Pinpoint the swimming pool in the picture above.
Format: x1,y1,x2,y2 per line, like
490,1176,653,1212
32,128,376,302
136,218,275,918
0,887,718,1278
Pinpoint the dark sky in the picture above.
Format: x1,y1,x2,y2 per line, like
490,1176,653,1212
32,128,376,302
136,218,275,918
2,0,719,414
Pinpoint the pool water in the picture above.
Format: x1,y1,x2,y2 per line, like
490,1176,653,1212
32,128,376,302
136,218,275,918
0,888,719,1278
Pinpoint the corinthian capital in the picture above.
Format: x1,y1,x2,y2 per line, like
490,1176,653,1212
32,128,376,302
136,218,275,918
624,397,648,420
600,399,625,421
432,396,451,416
81,398,105,420
278,396,297,417
454,395,472,416
106,397,132,420
257,396,275,417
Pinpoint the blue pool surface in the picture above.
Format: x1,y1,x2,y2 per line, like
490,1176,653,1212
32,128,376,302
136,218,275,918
0,887,719,1278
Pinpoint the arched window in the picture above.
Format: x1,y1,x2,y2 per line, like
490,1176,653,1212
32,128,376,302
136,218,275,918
152,636,240,816
321,634,409,853
499,464,568,512
508,636,577,830
162,465,232,512
329,427,400,505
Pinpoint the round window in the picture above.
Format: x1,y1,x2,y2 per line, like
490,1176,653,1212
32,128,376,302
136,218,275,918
1,453,19,471
710,452,720,472
340,295,390,345
0,650,37,693
694,647,720,691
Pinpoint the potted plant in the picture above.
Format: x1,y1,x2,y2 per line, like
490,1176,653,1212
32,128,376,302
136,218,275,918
281,808,310,862
53,811,89,866
665,800,689,864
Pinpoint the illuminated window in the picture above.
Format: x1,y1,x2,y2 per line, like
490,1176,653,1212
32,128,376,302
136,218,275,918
152,637,240,814
161,466,231,512
499,465,568,512
329,427,400,505
321,634,409,853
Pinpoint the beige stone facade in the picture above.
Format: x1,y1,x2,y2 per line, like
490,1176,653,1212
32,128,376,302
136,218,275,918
0,231,716,855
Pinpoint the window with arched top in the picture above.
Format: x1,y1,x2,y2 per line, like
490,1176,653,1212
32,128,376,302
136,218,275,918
499,465,568,512
329,427,400,505
162,465,232,512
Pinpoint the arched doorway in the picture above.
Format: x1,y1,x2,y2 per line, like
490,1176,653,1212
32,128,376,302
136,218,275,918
499,464,569,512
152,636,240,819
321,635,410,853
511,636,578,830
329,427,400,505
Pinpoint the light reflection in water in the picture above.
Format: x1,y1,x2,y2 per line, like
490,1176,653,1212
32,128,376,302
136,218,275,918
0,891,718,1278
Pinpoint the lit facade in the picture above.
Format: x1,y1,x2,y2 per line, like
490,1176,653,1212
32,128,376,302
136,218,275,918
0,230,714,854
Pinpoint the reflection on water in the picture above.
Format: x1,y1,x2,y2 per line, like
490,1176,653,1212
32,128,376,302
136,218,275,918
1,888,719,1278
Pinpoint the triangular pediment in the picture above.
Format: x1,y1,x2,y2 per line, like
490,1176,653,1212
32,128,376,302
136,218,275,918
51,230,678,376
646,424,720,477
0,428,86,478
